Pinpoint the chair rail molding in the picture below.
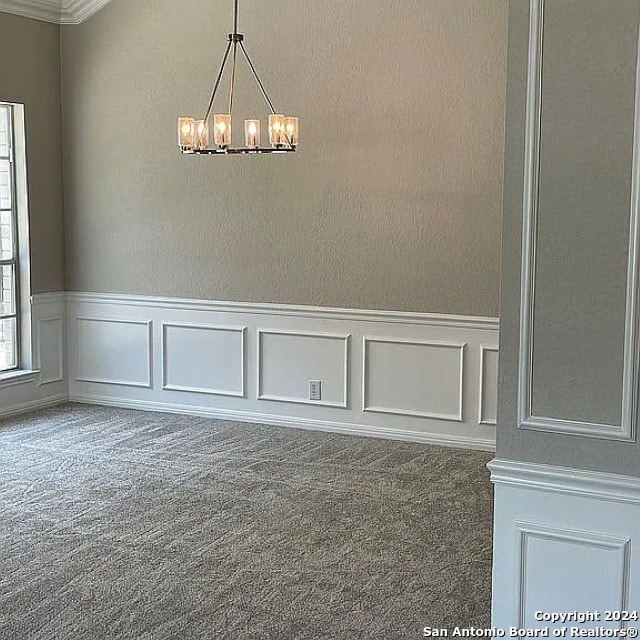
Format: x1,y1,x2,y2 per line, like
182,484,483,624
0,0,112,24
517,0,640,441
489,459,640,505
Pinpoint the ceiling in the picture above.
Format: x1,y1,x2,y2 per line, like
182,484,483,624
0,0,113,24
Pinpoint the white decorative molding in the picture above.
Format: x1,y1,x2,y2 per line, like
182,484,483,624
517,0,640,441
31,291,66,305
257,330,350,409
3,292,499,450
0,292,68,418
65,292,499,331
0,0,111,24
31,291,66,387
362,336,465,422
73,317,153,389
60,0,111,24
489,459,640,505
0,0,61,23
479,345,499,426
0,393,68,419
516,523,631,629
32,294,66,387
36,317,64,384
162,323,246,398
491,459,640,629
66,292,499,450
0,369,40,388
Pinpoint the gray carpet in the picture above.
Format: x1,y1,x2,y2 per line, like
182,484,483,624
0,404,493,639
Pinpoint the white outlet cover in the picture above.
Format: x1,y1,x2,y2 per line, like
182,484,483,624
309,381,322,400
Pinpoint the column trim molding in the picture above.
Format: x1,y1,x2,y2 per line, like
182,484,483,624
517,0,640,442
489,459,640,505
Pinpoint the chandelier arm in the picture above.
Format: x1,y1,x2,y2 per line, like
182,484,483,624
239,42,294,147
229,40,239,116
203,38,233,123
238,41,278,115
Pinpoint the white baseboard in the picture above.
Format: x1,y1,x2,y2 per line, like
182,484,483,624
489,459,640,630
0,393,69,420
71,392,496,451
66,292,499,450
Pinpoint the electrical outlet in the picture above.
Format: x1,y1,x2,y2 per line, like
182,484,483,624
309,381,322,401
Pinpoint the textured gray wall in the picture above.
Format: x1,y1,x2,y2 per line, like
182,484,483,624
497,0,640,475
61,0,507,315
0,12,65,294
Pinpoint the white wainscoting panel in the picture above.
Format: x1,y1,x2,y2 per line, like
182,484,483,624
518,524,630,631
0,292,68,418
258,330,349,408
490,460,640,630
480,346,499,425
363,337,464,422
66,293,499,450
37,317,64,384
162,323,245,397
74,318,152,388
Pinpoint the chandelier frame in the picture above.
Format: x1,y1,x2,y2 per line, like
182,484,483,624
179,0,298,155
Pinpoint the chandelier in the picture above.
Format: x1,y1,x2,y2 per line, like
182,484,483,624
178,0,299,155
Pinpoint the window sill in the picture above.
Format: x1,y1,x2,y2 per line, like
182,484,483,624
0,370,41,388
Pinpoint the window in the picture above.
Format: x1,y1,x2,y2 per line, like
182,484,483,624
0,103,29,374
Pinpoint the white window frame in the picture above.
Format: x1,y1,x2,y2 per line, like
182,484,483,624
0,102,32,378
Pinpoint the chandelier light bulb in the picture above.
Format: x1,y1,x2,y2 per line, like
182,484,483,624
269,114,285,147
245,119,261,149
284,117,299,147
214,114,231,148
194,120,208,150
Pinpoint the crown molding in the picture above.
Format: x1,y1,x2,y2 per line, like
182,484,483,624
0,0,61,23
60,0,112,24
0,0,112,24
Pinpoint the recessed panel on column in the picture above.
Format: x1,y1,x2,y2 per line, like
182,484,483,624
518,526,630,632
527,0,640,432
